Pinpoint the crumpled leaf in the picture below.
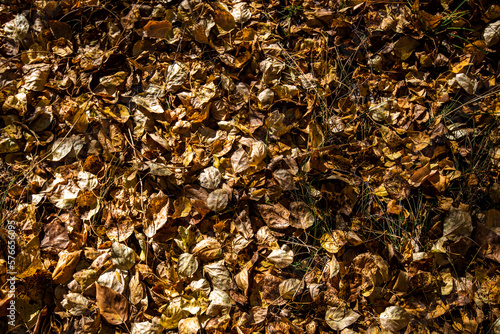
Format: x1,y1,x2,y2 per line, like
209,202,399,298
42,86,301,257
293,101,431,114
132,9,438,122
104,204,134,242
178,317,202,334
204,260,232,290
49,135,83,161
61,293,89,316
52,250,81,284
40,220,69,253
98,268,129,294
456,73,476,94
160,298,186,329
22,63,50,91
4,14,29,41
260,58,286,84
206,288,231,316
177,253,198,278
132,95,165,114
199,166,222,189
257,88,275,109
249,140,267,165
484,20,500,47
273,169,296,191
49,182,80,209
131,320,162,334
231,2,252,24
321,230,348,253
235,267,250,295
165,62,188,92
77,171,98,190
192,237,222,262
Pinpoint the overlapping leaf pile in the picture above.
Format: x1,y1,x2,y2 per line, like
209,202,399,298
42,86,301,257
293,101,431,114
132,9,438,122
1,0,500,332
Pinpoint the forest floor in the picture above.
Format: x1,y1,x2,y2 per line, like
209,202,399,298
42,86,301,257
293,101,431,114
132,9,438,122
1,0,500,333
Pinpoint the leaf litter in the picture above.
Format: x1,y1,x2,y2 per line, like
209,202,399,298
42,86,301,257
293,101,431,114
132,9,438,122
1,0,500,333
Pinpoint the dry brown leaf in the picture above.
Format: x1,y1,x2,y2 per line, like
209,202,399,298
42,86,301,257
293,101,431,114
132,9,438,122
325,305,360,331
279,278,303,299
231,148,250,173
143,20,172,39
52,250,81,284
379,306,410,331
257,203,290,229
484,20,500,46
273,169,296,191
321,231,347,254
213,2,236,31
173,197,192,219
96,283,129,325
443,207,473,241
207,189,229,212
192,237,222,262
199,166,222,190
144,192,170,238
289,202,315,229
204,260,232,290
267,246,294,269
177,253,198,278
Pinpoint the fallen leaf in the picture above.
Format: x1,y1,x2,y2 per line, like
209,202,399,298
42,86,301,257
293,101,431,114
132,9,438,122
484,20,500,47
213,2,236,31
144,20,172,39
111,242,136,270
52,250,81,284
443,207,473,241
207,189,229,212
231,148,250,173
199,166,222,189
177,253,199,278
289,202,315,229
267,247,294,269
257,203,290,229
379,306,410,331
96,283,129,325
279,278,303,299
325,305,360,331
